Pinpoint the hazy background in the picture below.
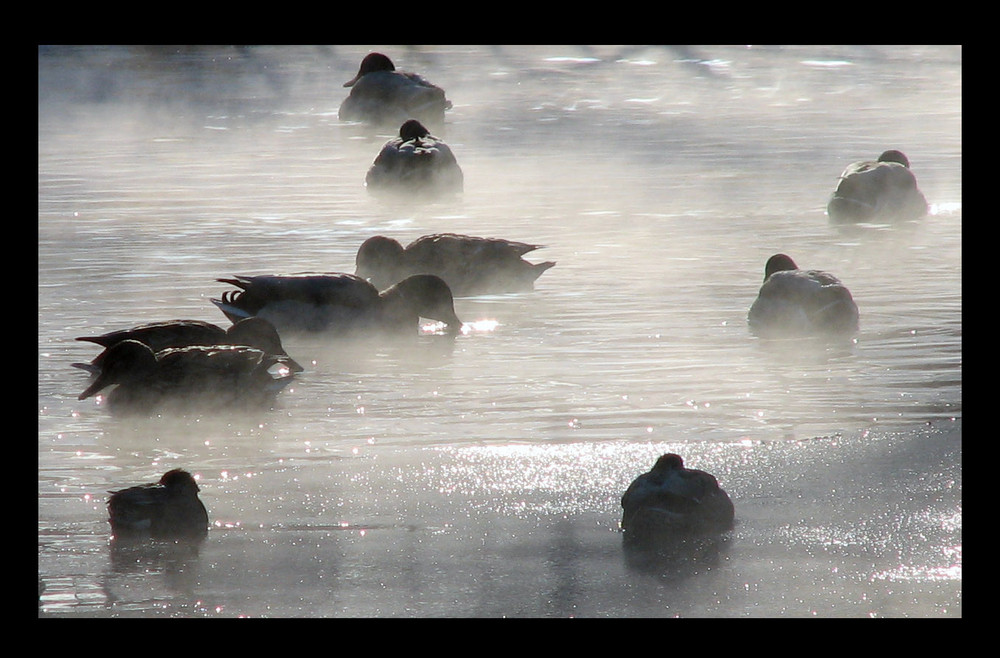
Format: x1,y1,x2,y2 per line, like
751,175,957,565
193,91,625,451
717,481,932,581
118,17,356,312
38,45,961,617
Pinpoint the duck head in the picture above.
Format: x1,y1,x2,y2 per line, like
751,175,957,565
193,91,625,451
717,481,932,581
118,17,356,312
226,317,304,372
355,235,406,286
344,52,395,87
159,469,201,495
877,149,910,167
398,118,432,142
651,453,685,472
382,274,462,332
763,253,798,280
78,339,157,400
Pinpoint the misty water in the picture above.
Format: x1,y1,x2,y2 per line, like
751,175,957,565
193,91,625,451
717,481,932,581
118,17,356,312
38,45,961,617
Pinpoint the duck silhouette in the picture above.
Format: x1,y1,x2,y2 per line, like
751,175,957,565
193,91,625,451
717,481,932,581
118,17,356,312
355,233,555,296
365,119,463,196
212,272,462,336
827,149,928,222
339,52,452,128
107,469,209,541
78,340,297,414
748,253,859,339
621,454,735,540
73,317,302,374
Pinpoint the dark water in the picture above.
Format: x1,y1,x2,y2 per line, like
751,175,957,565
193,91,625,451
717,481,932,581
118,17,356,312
38,45,961,617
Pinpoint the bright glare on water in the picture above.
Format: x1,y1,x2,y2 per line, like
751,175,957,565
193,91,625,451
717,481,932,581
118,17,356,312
38,45,961,617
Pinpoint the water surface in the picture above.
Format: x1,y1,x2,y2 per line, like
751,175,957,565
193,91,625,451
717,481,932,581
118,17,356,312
38,45,961,617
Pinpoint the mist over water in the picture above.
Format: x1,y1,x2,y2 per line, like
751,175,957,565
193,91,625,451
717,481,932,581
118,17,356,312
39,45,961,617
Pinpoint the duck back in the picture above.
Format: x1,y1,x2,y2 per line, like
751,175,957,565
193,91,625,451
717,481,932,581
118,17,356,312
356,233,555,296
748,267,859,338
340,70,451,128
827,151,928,222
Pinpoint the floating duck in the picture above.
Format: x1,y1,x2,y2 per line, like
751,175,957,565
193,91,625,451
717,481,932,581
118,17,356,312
621,453,735,540
339,52,452,128
73,317,302,374
107,469,209,541
355,233,555,296
365,119,463,196
212,272,462,336
78,340,297,414
827,150,928,222
748,253,859,339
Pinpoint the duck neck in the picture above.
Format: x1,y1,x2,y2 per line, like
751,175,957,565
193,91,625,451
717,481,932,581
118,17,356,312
378,288,420,329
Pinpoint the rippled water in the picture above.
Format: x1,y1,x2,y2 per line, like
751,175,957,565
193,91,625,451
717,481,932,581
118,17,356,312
38,45,961,617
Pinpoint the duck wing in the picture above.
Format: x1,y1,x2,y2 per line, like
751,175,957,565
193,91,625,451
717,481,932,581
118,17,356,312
77,320,226,350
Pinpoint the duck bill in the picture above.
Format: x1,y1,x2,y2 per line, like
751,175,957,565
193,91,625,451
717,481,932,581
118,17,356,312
78,372,112,400
343,74,361,88
443,313,463,334
284,356,305,373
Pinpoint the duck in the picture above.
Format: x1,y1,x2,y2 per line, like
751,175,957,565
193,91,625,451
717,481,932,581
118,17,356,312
339,52,452,128
212,272,462,336
621,454,735,540
355,233,555,296
107,469,209,541
747,253,859,339
364,119,464,196
72,317,303,374
827,149,928,222
77,340,297,414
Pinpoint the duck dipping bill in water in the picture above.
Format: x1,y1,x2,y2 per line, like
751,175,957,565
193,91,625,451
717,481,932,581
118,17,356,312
107,469,209,541
77,340,297,415
365,119,463,196
747,253,859,339
621,453,735,541
212,272,462,337
827,149,928,222
339,52,452,129
73,317,303,374
355,233,555,296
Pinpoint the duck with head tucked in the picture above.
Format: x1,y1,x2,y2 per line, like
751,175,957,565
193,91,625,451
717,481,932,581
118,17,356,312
78,340,297,415
365,119,463,196
621,454,735,541
72,317,303,375
339,52,452,129
355,233,555,296
107,469,209,541
827,149,928,222
212,272,462,337
748,253,859,339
